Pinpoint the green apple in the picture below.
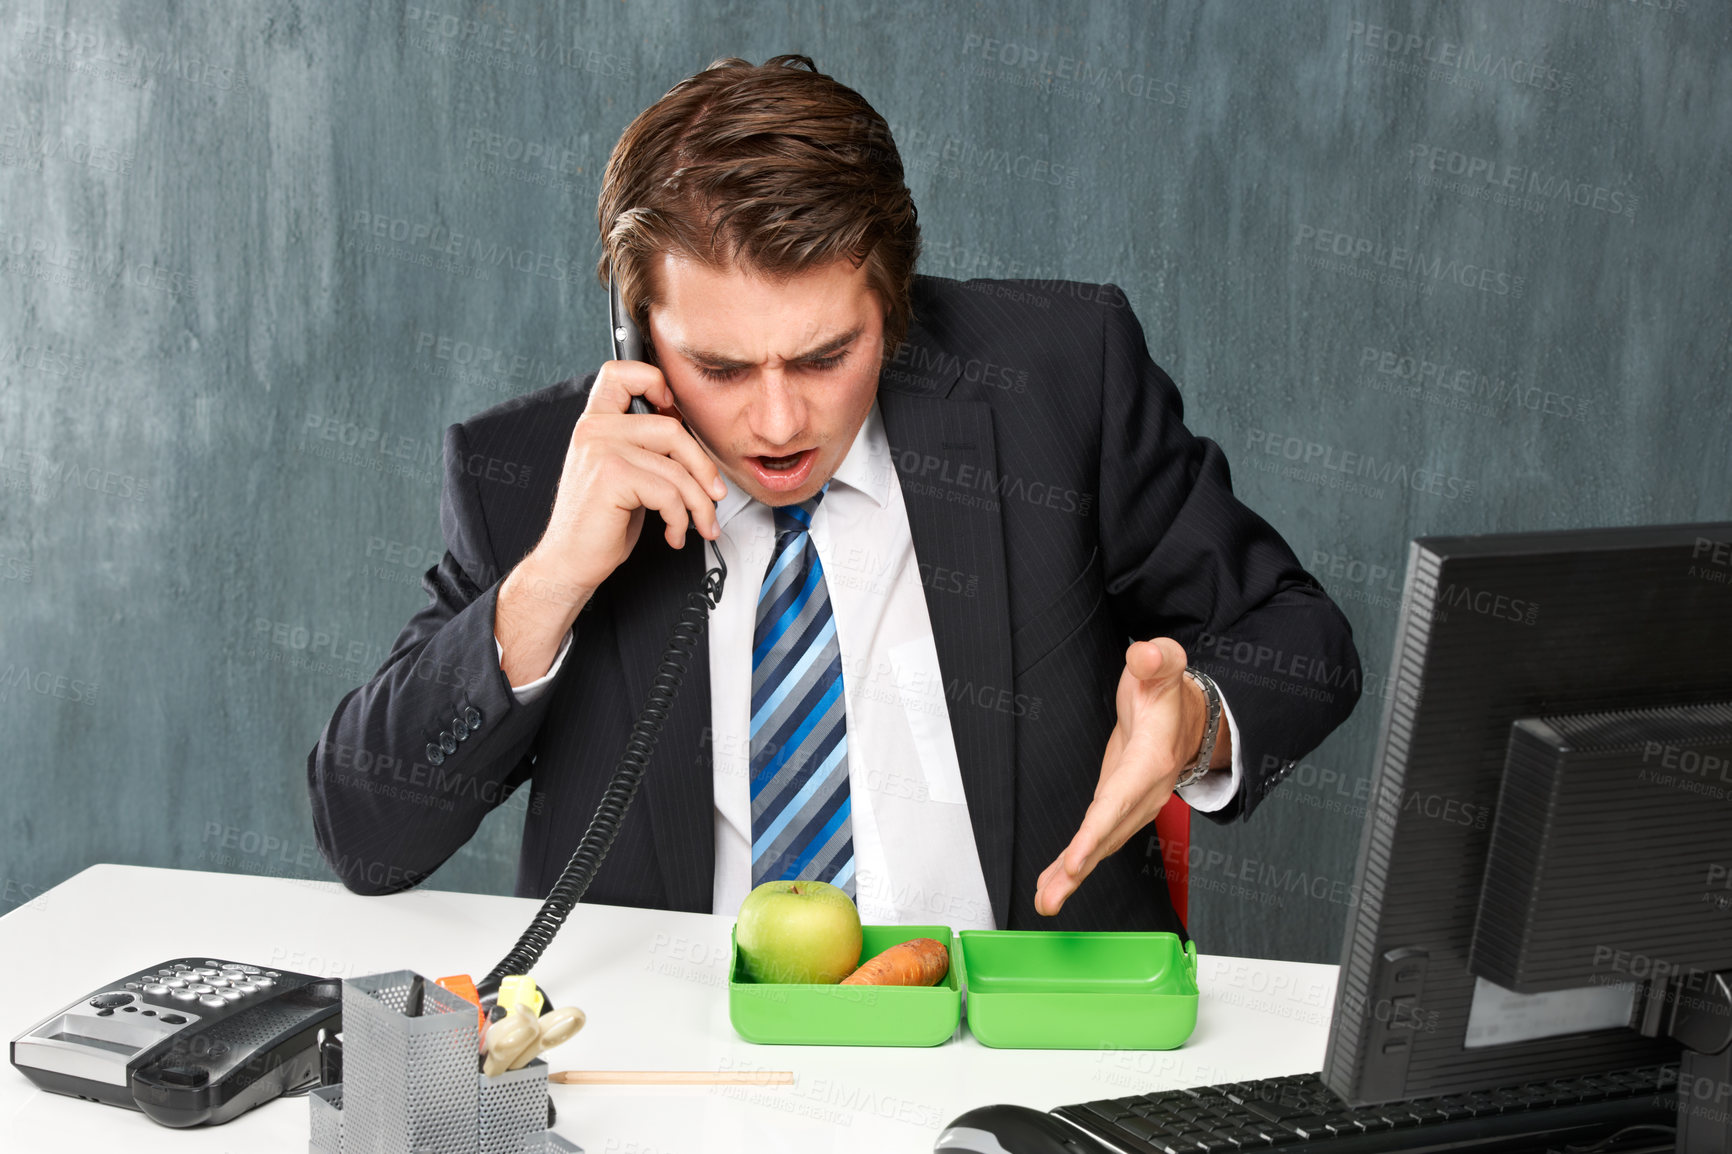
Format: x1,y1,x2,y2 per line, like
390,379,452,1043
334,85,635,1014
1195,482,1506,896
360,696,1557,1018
735,880,863,984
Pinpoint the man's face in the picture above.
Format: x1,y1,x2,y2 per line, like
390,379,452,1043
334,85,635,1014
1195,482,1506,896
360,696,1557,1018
646,252,884,508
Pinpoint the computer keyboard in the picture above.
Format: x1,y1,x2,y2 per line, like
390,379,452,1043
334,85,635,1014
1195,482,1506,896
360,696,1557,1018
1051,1066,1678,1152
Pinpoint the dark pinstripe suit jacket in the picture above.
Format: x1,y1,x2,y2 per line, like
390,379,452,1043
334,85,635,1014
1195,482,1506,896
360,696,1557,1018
307,275,1362,933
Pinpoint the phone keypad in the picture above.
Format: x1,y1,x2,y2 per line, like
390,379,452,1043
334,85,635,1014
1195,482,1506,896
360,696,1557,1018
130,960,284,1017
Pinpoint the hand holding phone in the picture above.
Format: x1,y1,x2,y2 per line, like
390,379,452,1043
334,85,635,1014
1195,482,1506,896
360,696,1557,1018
554,273,725,559
495,275,728,684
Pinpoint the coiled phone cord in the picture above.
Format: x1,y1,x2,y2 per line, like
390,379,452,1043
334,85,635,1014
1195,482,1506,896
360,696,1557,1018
479,538,727,995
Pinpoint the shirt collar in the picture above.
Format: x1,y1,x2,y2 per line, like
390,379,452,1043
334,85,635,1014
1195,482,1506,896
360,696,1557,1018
715,399,891,531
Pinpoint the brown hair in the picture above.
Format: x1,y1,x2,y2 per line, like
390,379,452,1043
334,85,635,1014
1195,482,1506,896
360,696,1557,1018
596,54,920,360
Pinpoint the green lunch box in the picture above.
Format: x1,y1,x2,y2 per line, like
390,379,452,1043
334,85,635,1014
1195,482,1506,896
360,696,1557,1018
958,930,1199,1049
728,924,961,1046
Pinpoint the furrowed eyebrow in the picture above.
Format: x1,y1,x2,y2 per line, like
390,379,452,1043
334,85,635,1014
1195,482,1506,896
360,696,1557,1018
677,326,863,372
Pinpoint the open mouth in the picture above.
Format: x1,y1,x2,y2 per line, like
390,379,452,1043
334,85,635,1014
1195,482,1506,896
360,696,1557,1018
747,448,818,491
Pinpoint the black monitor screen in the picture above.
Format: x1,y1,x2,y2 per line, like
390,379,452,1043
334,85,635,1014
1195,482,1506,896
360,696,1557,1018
1321,522,1732,1105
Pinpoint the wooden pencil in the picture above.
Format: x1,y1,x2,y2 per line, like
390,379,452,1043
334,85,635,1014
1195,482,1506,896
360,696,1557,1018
548,1069,795,1086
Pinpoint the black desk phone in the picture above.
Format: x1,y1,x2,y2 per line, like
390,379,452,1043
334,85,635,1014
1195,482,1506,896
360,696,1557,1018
10,957,339,1127
12,272,722,1129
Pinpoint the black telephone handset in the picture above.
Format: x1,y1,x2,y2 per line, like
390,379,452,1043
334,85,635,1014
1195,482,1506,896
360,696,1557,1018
608,270,655,412
477,271,728,995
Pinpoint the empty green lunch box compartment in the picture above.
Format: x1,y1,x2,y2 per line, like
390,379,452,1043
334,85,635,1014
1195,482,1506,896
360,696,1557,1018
728,924,961,1046
958,931,1199,1049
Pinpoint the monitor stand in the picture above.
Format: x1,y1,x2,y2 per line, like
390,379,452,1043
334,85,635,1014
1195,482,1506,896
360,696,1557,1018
1636,968,1731,1154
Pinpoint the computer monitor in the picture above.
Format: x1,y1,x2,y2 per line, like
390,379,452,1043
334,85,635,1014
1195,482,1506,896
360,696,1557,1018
1321,522,1732,1146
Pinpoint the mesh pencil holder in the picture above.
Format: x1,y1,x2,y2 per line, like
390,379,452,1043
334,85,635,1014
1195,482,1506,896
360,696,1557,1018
477,1058,551,1154
308,1084,343,1154
342,970,482,1153
305,970,579,1154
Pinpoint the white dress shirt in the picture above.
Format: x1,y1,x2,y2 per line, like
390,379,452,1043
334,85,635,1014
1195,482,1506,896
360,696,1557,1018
499,400,1245,928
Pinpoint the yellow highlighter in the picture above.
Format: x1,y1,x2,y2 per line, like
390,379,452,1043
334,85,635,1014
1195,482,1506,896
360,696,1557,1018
495,974,544,1018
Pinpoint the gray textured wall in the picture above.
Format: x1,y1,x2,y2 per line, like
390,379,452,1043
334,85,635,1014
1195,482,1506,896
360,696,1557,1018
2,1,1727,964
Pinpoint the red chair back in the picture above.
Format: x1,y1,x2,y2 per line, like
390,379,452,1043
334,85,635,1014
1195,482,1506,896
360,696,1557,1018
1154,794,1191,926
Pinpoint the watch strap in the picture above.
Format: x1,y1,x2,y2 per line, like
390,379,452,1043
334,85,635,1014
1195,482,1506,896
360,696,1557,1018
1175,668,1222,789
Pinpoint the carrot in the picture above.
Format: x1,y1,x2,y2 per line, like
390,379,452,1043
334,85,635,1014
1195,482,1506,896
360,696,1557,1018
840,937,949,987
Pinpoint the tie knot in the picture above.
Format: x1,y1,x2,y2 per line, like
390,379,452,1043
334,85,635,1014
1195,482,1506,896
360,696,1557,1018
772,485,827,536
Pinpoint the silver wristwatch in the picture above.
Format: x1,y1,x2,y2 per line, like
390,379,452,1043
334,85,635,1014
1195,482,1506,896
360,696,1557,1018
1175,668,1222,790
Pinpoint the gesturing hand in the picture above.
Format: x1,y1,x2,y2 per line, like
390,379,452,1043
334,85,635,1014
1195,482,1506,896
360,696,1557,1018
1034,638,1224,917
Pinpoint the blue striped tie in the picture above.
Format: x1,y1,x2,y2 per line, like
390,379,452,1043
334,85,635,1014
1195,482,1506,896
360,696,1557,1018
749,484,854,897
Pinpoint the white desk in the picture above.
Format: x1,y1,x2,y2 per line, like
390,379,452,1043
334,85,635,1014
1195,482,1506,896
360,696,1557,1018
0,865,1338,1152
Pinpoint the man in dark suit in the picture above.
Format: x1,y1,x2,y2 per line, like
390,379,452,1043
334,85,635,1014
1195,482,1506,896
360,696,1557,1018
307,56,1360,935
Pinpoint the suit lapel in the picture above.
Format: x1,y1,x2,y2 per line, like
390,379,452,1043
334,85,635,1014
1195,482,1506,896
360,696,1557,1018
877,345,1017,930
614,532,715,913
